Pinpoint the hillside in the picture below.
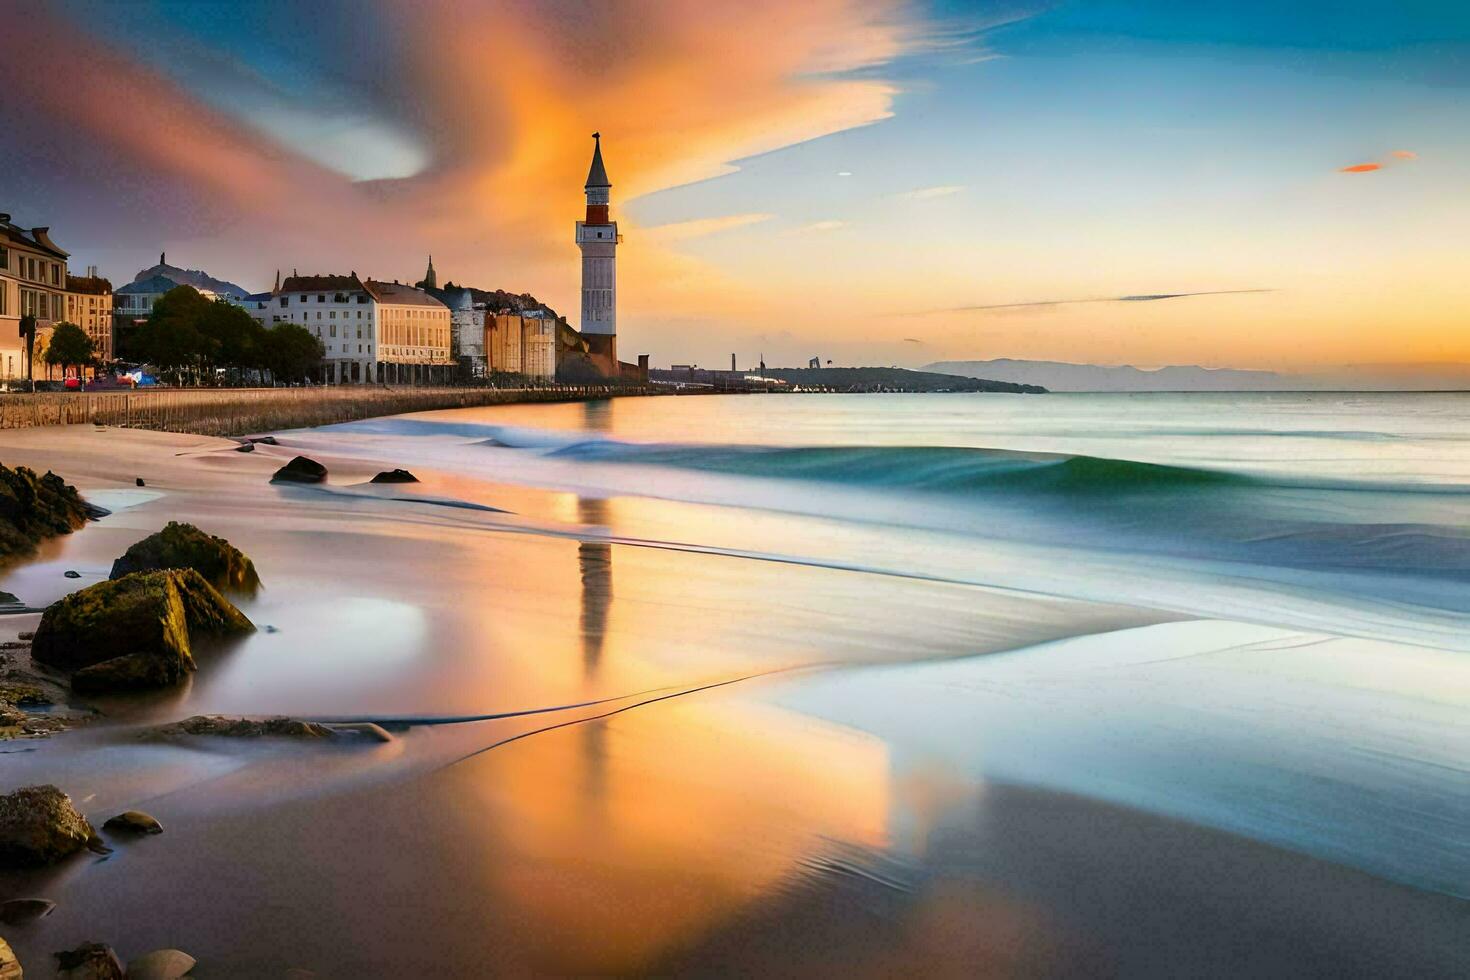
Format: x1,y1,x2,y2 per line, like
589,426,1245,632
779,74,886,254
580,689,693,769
762,367,1043,393
925,359,1288,392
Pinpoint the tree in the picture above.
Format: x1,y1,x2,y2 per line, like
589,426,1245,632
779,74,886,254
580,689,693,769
262,324,325,384
43,322,95,377
199,300,267,374
131,285,213,384
18,313,36,387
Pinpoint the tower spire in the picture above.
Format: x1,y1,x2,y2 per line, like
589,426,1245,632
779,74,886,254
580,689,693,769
422,254,437,290
585,133,611,190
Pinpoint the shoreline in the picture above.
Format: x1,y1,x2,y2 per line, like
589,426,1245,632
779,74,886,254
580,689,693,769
1,406,1467,976
0,384,656,437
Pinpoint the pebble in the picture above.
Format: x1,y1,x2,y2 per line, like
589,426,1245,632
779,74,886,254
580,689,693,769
125,948,196,980
102,811,163,835
63,570,81,579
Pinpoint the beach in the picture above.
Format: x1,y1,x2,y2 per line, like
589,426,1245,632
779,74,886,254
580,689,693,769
1,393,1467,977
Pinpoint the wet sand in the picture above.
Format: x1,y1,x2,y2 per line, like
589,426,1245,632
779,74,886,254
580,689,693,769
0,422,1465,977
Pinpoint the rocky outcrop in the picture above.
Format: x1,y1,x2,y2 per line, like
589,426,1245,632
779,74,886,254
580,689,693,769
271,456,327,484
370,469,419,484
0,785,96,867
0,464,92,568
54,942,124,979
148,715,331,739
31,570,253,693
109,522,260,594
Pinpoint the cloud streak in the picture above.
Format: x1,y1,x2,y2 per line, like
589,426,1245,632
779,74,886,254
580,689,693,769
921,289,1276,315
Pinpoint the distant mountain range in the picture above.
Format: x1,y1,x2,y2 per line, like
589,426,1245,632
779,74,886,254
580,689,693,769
924,359,1470,392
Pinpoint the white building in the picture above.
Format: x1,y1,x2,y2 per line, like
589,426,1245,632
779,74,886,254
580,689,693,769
266,273,451,384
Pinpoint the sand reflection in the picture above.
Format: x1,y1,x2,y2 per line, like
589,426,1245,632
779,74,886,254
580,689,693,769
444,693,891,972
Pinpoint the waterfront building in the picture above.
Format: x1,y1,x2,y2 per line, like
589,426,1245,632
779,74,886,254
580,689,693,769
0,211,70,382
575,133,619,375
485,312,523,374
449,288,487,378
365,278,452,383
272,273,377,382
520,310,556,380
64,268,114,366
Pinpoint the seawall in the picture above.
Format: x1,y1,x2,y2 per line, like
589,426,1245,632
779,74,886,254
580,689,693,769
0,385,654,437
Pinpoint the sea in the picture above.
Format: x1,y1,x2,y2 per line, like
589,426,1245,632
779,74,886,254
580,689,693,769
4,391,1467,976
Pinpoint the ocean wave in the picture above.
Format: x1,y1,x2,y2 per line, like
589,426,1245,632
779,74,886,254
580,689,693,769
543,441,1249,495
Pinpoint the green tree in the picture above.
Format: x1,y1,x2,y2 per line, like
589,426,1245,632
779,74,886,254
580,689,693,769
132,285,214,383
262,324,325,384
200,300,267,375
43,322,95,377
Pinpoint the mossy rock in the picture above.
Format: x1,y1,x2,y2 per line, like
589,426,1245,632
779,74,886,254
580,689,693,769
31,570,253,692
0,784,97,868
110,521,260,594
0,464,91,567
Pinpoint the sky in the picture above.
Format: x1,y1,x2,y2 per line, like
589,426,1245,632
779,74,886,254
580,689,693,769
2,0,1467,371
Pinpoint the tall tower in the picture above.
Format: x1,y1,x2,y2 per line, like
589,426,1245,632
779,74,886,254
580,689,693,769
421,255,437,290
576,132,618,372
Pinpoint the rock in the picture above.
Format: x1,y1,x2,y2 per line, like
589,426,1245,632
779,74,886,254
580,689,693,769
369,469,419,484
249,436,279,446
102,811,162,835
31,570,254,693
123,948,195,980
150,715,333,739
135,478,145,487
0,897,56,924
63,571,81,579
54,942,124,979
0,785,96,867
0,464,91,569
271,456,326,484
0,935,20,980
82,502,111,520
109,522,261,594
234,441,255,453
16,632,33,641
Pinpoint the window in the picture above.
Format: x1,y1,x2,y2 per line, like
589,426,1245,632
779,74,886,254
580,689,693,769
317,294,325,302
316,312,322,320
330,324,336,337
334,293,346,302
330,312,336,319
280,296,289,307
0,246,7,269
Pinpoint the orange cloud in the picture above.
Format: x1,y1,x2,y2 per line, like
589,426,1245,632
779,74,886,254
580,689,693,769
1391,150,1417,159
1339,163,1382,173
1,0,937,322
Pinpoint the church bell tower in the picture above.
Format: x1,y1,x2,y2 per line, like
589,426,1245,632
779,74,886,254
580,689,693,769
576,133,618,372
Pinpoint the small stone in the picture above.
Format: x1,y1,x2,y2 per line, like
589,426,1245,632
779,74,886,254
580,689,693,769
63,571,81,579
263,625,279,634
135,478,146,487
124,948,196,980
0,897,57,924
16,632,33,641
369,468,419,484
249,436,279,446
55,941,124,979
234,442,255,453
102,811,163,836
